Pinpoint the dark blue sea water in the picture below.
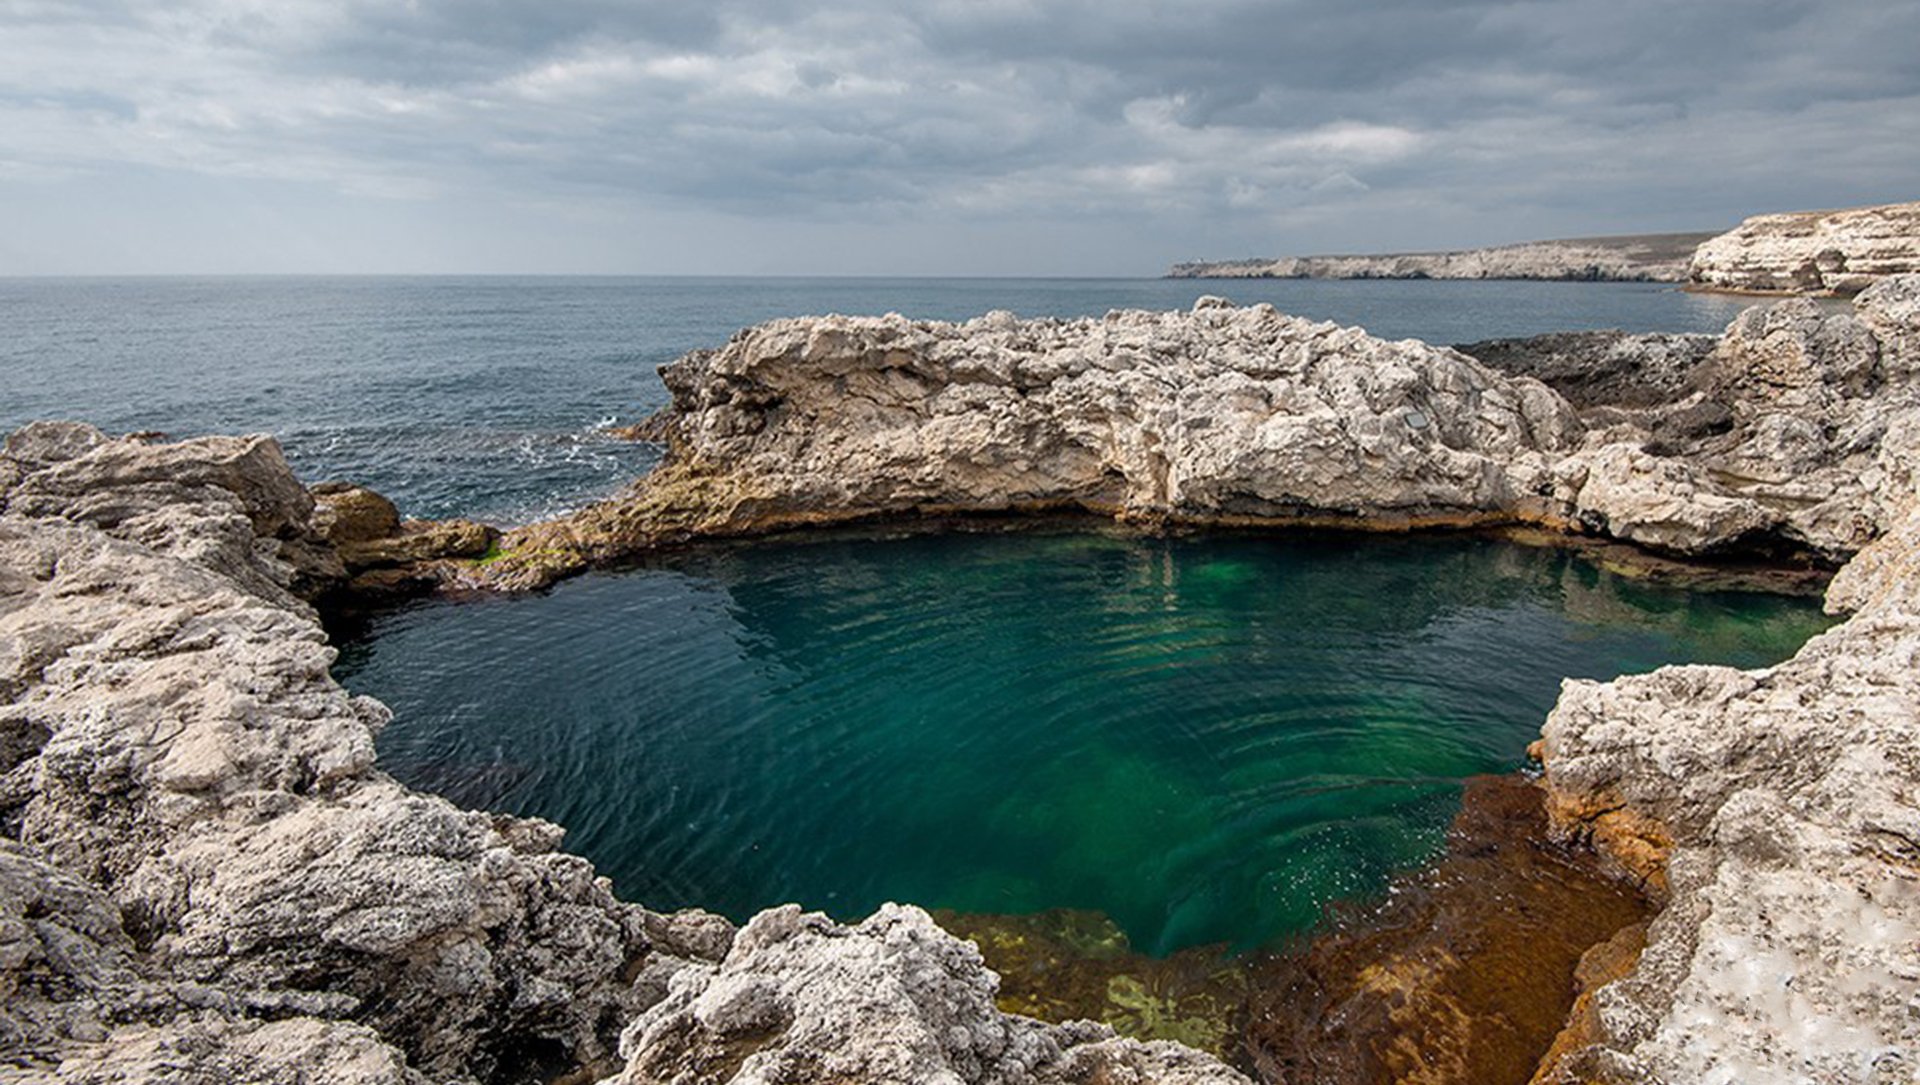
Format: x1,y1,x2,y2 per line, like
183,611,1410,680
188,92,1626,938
2,276,1758,523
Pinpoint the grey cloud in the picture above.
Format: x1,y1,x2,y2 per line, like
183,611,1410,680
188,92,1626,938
0,0,1915,274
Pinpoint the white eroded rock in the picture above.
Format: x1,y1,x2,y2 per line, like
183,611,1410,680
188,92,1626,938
1536,502,1920,1081
1,425,1247,1081
1689,201,1920,296
616,903,1247,1085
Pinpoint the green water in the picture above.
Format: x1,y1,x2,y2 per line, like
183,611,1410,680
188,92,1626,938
334,530,1830,955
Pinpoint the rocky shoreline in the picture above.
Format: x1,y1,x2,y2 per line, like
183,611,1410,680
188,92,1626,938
1166,232,1712,282
5,277,1920,1083
1687,202,1920,297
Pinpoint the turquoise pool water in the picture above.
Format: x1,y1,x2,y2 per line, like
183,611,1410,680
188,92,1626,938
334,529,1829,955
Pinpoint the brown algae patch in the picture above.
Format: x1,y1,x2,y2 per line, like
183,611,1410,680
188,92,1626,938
929,908,1249,1059
932,775,1654,1084
1243,775,1652,1085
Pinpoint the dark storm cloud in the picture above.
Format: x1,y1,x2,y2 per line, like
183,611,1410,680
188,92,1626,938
1,0,1916,271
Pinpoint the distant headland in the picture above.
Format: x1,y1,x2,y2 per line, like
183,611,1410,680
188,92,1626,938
1169,199,1920,295
1167,231,1716,283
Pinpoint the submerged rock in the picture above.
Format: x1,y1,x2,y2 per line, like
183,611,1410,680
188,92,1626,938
1244,775,1651,1085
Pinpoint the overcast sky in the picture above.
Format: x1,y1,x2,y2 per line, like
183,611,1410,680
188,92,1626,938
2,0,1915,275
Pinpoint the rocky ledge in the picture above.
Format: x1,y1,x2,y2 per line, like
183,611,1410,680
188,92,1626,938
0,423,1247,1083
1688,201,1920,296
1167,232,1713,282
471,278,1920,591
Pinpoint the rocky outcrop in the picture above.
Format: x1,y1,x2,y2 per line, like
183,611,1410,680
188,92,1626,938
311,482,498,599
617,904,1238,1085
1688,201,1920,296
0,427,1243,1083
1531,477,1920,1082
1169,232,1714,282
1454,331,1718,411
473,282,1920,589
472,299,1586,588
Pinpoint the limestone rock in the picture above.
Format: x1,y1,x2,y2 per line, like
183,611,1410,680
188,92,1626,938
336,518,497,569
479,283,1920,585
1,424,1246,1082
615,903,1248,1085
1456,330,1717,410
309,481,498,597
1688,201,1920,296
0,431,720,1083
476,302,1585,588
312,483,401,544
1,428,345,606
23,1016,425,1085
1534,501,1920,1082
1169,232,1713,282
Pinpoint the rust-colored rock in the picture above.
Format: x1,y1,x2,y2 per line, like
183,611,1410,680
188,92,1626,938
1243,775,1651,1085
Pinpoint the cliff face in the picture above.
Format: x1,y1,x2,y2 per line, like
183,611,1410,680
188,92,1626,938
1168,232,1713,282
1688,201,1920,296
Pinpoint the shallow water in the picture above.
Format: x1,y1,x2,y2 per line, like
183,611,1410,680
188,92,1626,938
335,528,1830,955
2,276,1759,523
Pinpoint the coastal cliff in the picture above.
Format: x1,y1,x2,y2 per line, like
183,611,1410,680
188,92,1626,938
1167,232,1712,282
1688,201,1920,296
5,278,1920,1083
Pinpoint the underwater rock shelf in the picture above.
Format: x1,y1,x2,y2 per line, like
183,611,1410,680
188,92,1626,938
4,275,1919,1083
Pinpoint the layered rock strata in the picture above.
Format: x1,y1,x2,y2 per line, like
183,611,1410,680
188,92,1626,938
0,424,1245,1083
1168,232,1713,282
472,281,1920,590
1688,201,1920,296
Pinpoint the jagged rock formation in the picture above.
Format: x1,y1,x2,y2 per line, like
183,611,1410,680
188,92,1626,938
1454,331,1718,411
617,904,1236,1085
472,282,1920,590
1168,232,1713,282
1688,201,1920,296
1532,456,1920,1082
0,425,1243,1084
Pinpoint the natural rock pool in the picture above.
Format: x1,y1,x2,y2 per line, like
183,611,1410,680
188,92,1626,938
334,529,1830,960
